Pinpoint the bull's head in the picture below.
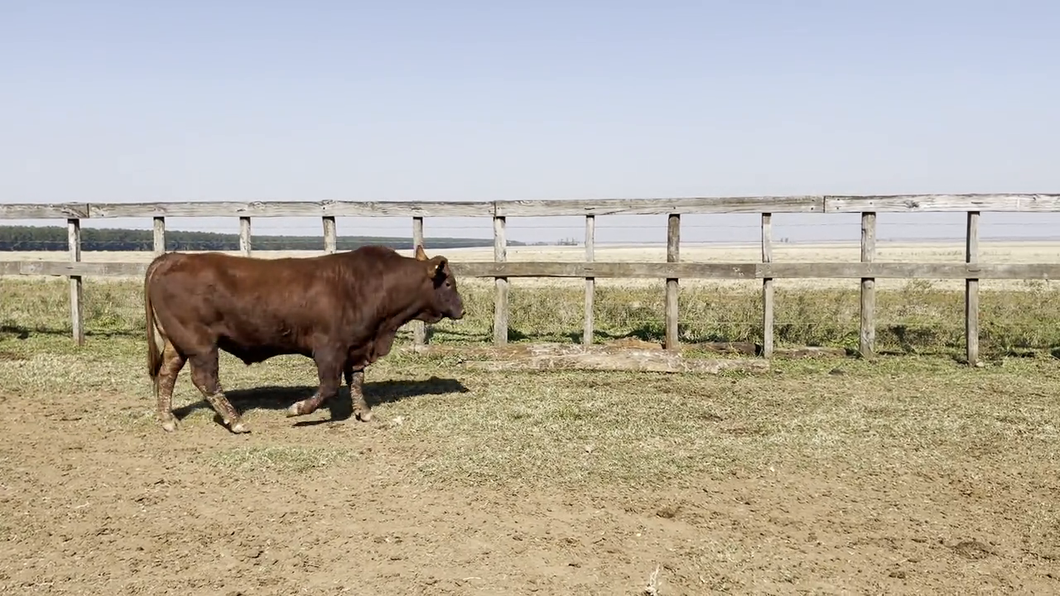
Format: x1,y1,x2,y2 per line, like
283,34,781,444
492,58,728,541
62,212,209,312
414,245,465,322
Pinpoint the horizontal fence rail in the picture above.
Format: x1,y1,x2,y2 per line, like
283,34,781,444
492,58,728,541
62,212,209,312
2,193,1060,365
4,194,1060,220
3,261,1059,281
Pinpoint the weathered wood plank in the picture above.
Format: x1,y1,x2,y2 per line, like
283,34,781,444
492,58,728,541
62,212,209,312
404,340,847,360
68,219,84,346
1016,194,1060,211
8,194,1058,221
493,216,508,346
412,216,424,248
583,214,595,346
774,346,848,359
404,340,759,357
860,212,877,359
966,211,980,366
824,193,1060,213
446,261,754,279
665,214,681,350
6,260,1060,281
322,216,337,254
89,201,288,218
239,217,252,257
87,200,495,218
494,196,823,216
460,348,771,374
323,201,494,217
757,262,1060,280
412,216,427,347
7,261,148,277
450,261,1060,279
761,213,774,359
152,217,166,255
0,203,90,219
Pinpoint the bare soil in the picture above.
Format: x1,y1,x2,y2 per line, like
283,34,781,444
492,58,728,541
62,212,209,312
1,341,1059,594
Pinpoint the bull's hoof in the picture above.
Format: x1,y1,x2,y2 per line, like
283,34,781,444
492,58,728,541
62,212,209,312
229,420,251,434
286,402,304,417
355,409,373,422
160,418,179,433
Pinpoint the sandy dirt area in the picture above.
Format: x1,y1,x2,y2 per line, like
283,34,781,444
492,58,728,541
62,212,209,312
1,335,1059,595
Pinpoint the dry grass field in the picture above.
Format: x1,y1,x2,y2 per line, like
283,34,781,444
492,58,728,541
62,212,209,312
8,238,1060,292
5,241,1060,353
2,241,1060,594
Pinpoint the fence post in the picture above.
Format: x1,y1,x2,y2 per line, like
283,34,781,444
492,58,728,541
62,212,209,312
860,212,877,359
239,216,252,256
665,213,680,350
153,217,166,255
583,214,595,346
966,211,980,366
493,215,508,346
412,216,427,347
68,217,84,346
761,213,774,358
322,216,337,254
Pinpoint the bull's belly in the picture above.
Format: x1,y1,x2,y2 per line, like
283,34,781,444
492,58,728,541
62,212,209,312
347,334,395,369
217,336,312,365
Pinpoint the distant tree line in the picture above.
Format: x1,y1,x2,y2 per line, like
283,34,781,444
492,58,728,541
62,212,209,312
0,225,522,252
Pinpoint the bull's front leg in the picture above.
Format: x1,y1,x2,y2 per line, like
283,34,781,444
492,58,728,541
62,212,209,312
287,351,342,418
344,364,369,422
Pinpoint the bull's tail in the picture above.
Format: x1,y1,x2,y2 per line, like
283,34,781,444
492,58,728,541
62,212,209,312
144,255,166,383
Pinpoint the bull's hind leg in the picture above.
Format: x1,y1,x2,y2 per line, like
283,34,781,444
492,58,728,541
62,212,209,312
155,341,187,432
189,349,249,434
345,367,370,422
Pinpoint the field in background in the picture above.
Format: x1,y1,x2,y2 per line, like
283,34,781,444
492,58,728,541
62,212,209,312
3,240,1060,593
4,240,1060,356
7,239,1060,292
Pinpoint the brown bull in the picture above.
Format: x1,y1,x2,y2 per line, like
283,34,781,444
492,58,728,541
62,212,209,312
144,244,464,434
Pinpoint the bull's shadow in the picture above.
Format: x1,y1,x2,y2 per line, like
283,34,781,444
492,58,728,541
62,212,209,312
172,376,469,426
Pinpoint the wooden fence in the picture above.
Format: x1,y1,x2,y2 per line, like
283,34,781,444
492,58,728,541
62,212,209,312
2,194,1060,365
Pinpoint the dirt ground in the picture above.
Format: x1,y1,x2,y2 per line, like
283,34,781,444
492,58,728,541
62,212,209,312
1,334,1059,595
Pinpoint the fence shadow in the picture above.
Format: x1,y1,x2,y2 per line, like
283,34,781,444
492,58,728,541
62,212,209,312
172,376,470,427
0,324,31,340
563,326,666,345
0,323,142,339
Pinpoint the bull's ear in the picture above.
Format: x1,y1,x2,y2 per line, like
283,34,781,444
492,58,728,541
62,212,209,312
414,245,428,261
427,256,448,278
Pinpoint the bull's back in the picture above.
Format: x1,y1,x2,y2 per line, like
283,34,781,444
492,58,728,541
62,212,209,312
148,252,347,354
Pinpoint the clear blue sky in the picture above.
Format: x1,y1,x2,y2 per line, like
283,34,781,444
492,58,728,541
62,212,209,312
2,1,1059,246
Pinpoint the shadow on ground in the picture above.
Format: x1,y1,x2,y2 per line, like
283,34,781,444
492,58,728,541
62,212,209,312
172,376,469,427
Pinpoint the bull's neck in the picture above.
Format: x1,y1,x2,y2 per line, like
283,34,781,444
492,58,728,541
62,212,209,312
383,292,433,331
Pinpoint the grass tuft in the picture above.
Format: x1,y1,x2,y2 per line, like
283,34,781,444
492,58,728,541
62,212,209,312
206,445,355,473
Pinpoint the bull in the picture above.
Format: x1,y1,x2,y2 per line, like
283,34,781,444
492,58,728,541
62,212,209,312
143,244,464,434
